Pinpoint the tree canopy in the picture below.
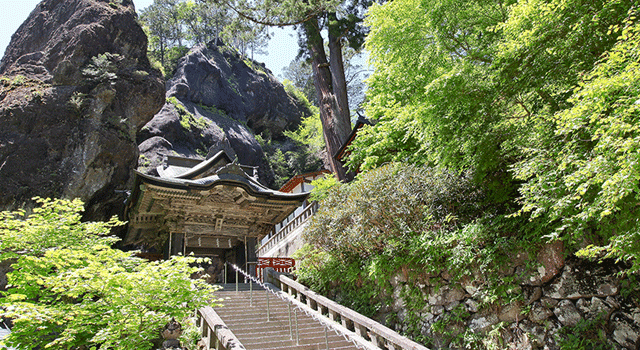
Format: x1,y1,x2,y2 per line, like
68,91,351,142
346,0,639,270
140,0,271,77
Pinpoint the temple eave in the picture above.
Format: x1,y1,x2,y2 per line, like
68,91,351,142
125,152,309,259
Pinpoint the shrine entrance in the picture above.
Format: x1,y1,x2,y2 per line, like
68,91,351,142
124,151,308,282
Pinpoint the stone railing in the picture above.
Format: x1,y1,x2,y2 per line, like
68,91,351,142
265,269,430,350
257,201,318,257
196,306,245,350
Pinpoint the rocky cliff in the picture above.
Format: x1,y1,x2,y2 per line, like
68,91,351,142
137,41,314,187
0,0,165,220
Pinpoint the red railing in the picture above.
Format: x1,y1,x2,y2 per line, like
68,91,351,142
256,257,295,281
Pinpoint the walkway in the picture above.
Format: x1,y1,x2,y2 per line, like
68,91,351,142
212,283,358,349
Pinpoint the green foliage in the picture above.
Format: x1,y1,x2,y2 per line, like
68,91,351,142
162,45,190,78
353,0,519,206
292,244,382,316
10,75,26,86
150,57,166,77
0,199,218,349
82,53,121,84
296,164,542,341
431,304,470,346
179,316,202,349
354,0,640,273
513,8,640,272
281,60,318,106
355,0,634,200
1,75,50,95
140,0,273,75
308,174,340,202
305,163,483,261
282,79,316,113
167,96,212,132
557,314,614,350
138,154,152,171
256,132,324,189
618,272,640,301
283,112,324,153
197,103,228,117
243,58,268,75
0,197,120,261
133,70,150,78
68,92,87,112
222,16,271,60
281,48,369,113
0,75,27,88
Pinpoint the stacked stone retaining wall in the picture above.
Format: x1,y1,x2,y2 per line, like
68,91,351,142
380,243,639,349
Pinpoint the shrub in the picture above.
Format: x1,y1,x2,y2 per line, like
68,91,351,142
0,198,218,349
305,163,484,262
296,163,533,336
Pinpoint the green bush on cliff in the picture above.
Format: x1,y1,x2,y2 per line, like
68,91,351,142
304,163,484,264
296,164,535,342
0,198,217,350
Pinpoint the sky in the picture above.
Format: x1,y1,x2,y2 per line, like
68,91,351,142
0,0,299,78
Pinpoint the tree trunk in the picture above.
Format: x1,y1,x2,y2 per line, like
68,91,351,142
303,17,351,181
160,37,165,66
328,13,350,124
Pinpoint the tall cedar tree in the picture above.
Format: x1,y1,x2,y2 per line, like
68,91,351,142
213,0,373,181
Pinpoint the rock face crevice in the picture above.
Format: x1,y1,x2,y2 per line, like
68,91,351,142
0,0,165,220
138,41,313,187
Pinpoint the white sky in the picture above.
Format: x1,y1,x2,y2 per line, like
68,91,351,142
0,0,299,78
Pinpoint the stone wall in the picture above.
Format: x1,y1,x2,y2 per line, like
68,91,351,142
383,245,639,349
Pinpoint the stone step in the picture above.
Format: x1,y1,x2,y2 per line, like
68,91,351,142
233,332,356,350
214,283,265,292
227,321,330,335
213,289,359,350
234,330,356,349
254,344,357,350
213,312,328,332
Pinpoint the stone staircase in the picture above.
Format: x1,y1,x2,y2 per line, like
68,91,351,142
212,283,360,350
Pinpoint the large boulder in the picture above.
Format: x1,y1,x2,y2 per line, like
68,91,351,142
138,41,313,187
167,41,309,137
0,0,165,220
137,97,273,183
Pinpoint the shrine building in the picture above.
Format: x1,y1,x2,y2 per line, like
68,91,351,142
124,150,308,277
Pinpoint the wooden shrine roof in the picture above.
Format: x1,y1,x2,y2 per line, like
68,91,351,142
124,151,308,249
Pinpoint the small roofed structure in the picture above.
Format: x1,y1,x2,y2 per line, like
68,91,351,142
278,169,332,194
124,151,308,277
333,115,374,164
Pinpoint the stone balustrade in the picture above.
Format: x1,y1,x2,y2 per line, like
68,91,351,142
196,306,246,350
265,268,430,350
257,202,318,257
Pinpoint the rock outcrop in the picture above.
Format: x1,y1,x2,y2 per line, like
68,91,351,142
0,0,165,220
137,41,313,187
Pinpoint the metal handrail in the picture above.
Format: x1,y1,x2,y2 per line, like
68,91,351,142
227,263,369,350
257,202,318,257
